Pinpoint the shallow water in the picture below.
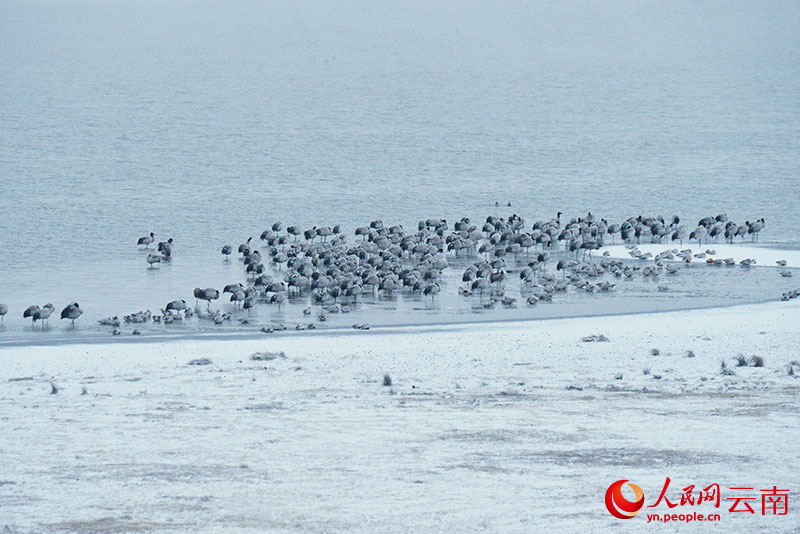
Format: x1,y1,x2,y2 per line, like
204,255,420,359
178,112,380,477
1,1,799,343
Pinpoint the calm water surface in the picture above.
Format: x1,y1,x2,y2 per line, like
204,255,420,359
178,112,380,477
1,1,799,342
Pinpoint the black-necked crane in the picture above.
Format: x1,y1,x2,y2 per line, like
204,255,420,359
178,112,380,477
146,253,161,268
158,238,174,260
33,303,54,329
61,302,83,326
137,232,154,248
748,218,766,242
165,299,187,313
23,305,40,325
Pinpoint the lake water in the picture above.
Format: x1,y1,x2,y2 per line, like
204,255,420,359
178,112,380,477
1,1,799,343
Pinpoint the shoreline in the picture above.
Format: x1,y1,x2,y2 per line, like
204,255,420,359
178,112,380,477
0,296,790,350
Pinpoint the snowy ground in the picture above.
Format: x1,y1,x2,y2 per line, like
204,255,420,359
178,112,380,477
1,300,799,533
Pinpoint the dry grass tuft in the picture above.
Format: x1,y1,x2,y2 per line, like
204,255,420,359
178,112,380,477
250,351,285,361
720,360,735,376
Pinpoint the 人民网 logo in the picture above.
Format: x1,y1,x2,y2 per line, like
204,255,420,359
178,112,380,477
606,479,645,519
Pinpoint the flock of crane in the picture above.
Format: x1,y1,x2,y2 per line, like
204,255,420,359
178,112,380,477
0,211,792,334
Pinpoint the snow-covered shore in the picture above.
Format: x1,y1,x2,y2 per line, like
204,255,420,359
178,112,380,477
1,300,799,533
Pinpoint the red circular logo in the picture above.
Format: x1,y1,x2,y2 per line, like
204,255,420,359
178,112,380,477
605,479,645,519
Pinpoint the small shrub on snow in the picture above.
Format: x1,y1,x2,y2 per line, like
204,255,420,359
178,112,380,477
720,360,735,376
581,334,610,342
250,351,285,361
